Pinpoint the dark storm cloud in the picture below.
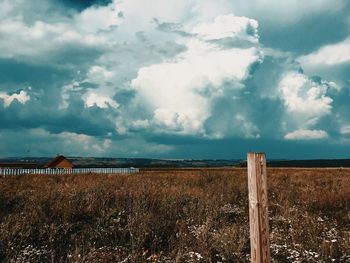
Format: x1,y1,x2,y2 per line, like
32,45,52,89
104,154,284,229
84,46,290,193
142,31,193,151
199,54,298,140
259,7,350,55
57,0,112,11
0,94,116,136
140,133,350,160
0,59,116,137
0,59,73,86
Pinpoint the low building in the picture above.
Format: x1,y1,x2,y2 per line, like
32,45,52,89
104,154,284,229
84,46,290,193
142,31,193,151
44,155,73,169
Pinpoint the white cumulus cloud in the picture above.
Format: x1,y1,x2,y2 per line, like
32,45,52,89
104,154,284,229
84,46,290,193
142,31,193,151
84,92,119,109
0,19,107,61
132,14,261,135
75,1,122,33
279,72,333,118
191,14,258,42
0,90,30,107
278,72,341,140
284,129,328,140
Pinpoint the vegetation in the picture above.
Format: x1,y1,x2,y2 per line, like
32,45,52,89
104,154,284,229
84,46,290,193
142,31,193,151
0,168,349,262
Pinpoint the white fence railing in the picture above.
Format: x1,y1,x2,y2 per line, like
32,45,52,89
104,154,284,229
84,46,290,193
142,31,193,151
0,167,139,176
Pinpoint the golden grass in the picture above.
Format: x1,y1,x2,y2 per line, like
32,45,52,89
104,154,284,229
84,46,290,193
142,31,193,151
0,168,349,262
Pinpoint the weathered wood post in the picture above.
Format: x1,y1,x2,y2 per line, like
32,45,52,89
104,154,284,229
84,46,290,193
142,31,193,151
247,152,271,263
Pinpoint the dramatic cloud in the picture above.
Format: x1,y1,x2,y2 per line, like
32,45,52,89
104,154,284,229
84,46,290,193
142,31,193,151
132,14,261,135
277,72,340,140
279,72,333,118
0,0,349,158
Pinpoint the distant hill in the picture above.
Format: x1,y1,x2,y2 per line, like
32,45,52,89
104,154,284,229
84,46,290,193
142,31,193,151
1,157,350,168
0,157,241,168
238,159,350,168
268,159,350,168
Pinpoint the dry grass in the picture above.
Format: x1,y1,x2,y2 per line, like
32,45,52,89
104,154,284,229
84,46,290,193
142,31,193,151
0,168,349,262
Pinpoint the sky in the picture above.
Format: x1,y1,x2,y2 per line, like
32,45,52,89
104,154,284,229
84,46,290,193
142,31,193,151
0,0,349,159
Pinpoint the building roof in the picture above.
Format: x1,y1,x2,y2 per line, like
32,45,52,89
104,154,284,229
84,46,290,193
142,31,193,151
44,155,73,168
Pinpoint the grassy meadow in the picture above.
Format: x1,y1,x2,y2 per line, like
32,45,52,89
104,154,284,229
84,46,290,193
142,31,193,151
0,168,349,262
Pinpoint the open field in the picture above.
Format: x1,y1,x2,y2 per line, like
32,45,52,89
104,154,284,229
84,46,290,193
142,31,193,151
0,168,349,262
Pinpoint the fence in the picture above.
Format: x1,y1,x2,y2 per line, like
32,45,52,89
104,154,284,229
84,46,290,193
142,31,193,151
0,167,139,176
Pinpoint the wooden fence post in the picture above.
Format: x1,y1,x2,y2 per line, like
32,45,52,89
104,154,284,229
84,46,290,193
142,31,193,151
247,152,271,263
